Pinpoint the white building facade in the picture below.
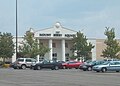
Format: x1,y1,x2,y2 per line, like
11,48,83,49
12,22,96,62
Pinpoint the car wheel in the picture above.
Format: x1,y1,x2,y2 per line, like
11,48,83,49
116,71,119,72
88,67,92,71
96,71,100,72
83,69,86,71
75,67,79,69
13,67,18,69
21,65,26,69
54,66,59,70
37,66,41,70
101,68,107,72
33,67,37,70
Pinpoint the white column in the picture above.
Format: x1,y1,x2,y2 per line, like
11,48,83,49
37,39,40,62
62,39,65,61
49,39,53,60
12,53,16,63
12,43,17,62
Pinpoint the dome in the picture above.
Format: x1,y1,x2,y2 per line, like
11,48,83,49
55,22,61,28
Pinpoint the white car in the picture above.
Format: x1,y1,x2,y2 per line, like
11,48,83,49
93,61,120,72
12,58,36,69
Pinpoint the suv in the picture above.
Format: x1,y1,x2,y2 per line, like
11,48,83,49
12,58,36,69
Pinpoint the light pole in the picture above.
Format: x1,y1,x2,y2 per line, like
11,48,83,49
16,0,18,59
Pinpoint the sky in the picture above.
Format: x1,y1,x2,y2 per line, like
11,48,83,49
0,0,120,39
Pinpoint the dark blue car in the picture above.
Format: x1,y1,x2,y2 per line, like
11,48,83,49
32,60,63,70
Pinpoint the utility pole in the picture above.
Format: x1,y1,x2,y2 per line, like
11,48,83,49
16,0,18,59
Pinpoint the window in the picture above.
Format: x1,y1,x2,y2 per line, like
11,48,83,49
66,58,69,61
110,62,116,65
115,62,120,65
52,53,57,57
69,61,76,64
65,53,69,57
52,43,56,48
43,60,49,64
26,59,32,62
17,59,24,62
65,43,68,48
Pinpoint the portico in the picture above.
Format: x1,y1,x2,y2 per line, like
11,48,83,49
36,38,73,61
34,22,77,61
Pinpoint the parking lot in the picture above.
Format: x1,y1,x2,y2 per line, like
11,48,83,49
0,68,120,86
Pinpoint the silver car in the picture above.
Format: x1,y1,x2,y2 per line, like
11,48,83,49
12,58,36,69
93,61,120,72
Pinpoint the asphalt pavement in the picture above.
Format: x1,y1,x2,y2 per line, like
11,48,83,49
0,68,120,86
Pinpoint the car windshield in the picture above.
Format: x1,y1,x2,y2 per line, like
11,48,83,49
82,60,91,65
102,61,109,65
85,60,92,63
88,61,96,65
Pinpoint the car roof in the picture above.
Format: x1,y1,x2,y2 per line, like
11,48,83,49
109,61,120,62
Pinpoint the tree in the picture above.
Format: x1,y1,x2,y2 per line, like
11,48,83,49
71,31,94,61
102,27,120,59
18,30,50,58
0,32,14,64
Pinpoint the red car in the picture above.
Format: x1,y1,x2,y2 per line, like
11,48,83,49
62,61,83,69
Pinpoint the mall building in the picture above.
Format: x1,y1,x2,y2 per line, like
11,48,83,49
12,22,120,62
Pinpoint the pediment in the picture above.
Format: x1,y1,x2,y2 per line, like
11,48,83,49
34,22,77,38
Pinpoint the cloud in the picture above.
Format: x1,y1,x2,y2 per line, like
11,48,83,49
0,0,120,38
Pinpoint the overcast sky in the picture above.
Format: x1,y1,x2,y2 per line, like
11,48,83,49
0,0,120,39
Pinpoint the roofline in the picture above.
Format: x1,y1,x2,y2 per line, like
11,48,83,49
61,26,77,32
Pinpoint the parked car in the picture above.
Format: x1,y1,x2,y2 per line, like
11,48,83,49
93,61,120,72
11,58,36,69
62,60,83,69
3,61,12,68
0,61,11,68
79,60,92,70
0,61,2,68
80,60,105,71
32,60,63,70
58,60,65,64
